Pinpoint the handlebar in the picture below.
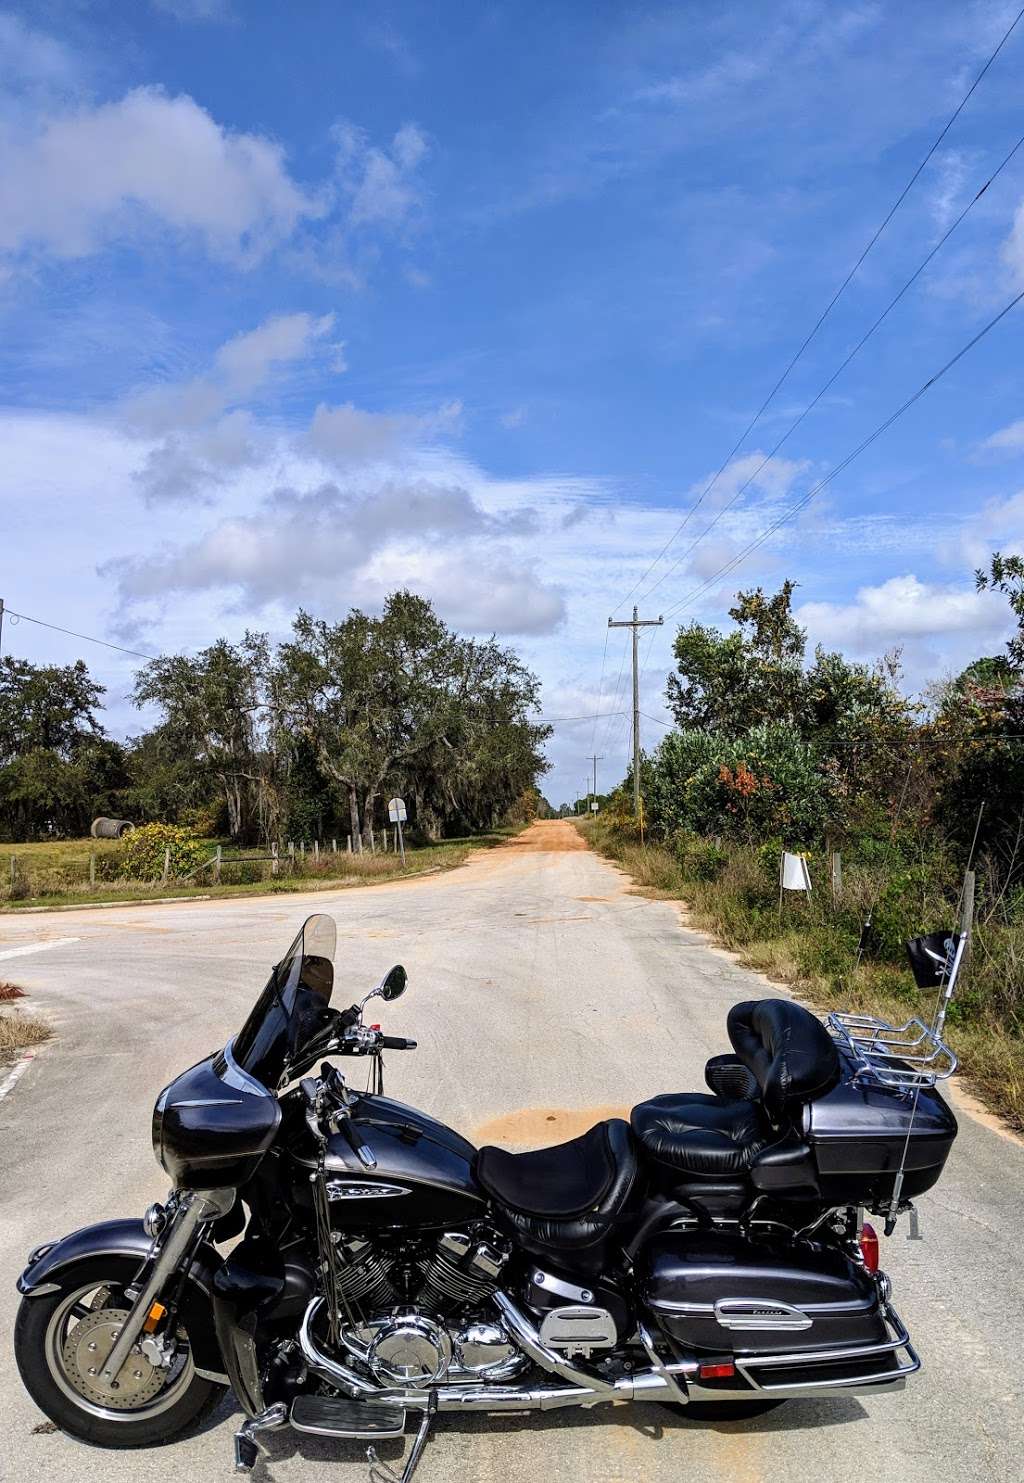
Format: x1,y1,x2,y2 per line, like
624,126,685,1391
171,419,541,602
379,1035,417,1051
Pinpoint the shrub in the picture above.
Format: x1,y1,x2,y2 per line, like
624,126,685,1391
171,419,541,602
686,839,729,882
119,823,206,881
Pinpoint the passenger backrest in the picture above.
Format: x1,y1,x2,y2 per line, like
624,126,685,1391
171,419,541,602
727,999,840,1126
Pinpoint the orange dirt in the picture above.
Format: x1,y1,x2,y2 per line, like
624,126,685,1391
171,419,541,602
471,1104,631,1147
498,819,588,853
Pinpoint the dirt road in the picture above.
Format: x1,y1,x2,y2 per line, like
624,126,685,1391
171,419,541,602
1,819,1021,1482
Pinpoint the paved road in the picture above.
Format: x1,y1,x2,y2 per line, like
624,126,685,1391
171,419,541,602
1,820,1022,1483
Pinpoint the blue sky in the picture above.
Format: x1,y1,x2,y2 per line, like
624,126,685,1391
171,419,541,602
3,1,1024,806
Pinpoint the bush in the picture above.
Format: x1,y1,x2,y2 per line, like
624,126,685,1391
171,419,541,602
119,823,206,881
684,839,729,882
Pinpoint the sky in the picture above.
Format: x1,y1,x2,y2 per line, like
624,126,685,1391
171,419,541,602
3,1,1024,807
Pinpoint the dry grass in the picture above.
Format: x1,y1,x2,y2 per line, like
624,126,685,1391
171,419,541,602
0,831,516,910
578,817,1024,1134
0,1012,51,1055
0,981,26,1001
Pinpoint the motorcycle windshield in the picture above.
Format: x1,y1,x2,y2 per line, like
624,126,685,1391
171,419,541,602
231,913,337,1089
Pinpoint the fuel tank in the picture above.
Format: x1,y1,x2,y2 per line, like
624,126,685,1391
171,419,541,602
292,1093,485,1230
153,1043,281,1189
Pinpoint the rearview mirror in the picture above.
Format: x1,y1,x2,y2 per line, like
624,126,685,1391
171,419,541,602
380,964,407,1002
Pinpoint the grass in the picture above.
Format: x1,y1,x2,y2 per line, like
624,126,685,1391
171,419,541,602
0,982,50,1060
578,816,1024,1134
0,830,518,911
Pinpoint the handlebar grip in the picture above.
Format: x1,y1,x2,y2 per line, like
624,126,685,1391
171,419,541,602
379,1035,417,1050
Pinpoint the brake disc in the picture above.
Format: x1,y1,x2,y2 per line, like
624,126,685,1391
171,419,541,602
61,1307,166,1410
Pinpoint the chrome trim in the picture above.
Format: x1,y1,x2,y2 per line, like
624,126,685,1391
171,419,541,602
734,1302,920,1394
531,1269,594,1304
713,1298,813,1332
324,1181,410,1201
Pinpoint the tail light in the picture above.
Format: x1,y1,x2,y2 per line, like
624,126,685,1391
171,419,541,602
859,1221,880,1273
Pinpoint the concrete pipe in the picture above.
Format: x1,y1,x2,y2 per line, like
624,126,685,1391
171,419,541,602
90,817,136,840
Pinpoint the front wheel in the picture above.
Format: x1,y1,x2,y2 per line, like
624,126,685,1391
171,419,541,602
15,1255,223,1448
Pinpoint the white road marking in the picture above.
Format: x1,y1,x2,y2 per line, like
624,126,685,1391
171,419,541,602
0,1051,35,1104
0,936,80,962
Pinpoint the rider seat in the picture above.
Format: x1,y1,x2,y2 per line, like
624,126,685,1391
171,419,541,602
475,1119,636,1253
631,1000,840,1185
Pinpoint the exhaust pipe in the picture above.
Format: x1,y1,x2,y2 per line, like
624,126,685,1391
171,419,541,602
298,1294,695,1414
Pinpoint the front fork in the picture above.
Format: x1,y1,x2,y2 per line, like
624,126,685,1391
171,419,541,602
99,1187,235,1389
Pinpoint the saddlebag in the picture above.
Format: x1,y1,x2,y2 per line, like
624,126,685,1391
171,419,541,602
641,1229,916,1393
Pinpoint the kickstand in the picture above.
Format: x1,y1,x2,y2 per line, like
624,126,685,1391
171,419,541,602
367,1396,437,1483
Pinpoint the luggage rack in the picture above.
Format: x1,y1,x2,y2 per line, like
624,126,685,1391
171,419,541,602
826,926,967,1094
826,1011,958,1092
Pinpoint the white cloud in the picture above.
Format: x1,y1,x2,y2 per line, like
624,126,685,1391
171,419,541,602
500,406,528,429
215,311,336,393
0,13,81,99
332,121,429,231
150,0,232,20
796,574,1006,649
1001,198,1024,286
688,449,810,511
0,86,318,264
309,398,462,468
977,418,1024,458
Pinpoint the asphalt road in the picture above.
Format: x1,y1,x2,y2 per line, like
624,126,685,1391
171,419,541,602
1,820,1022,1483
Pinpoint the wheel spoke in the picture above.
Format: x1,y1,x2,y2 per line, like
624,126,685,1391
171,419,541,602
69,1303,91,1320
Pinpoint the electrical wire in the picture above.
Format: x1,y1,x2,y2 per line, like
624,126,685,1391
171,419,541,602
611,4,1024,616
639,125,1024,606
661,285,1024,621
2,608,159,663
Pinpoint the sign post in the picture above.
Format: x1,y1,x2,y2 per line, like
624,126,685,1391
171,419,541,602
388,797,408,866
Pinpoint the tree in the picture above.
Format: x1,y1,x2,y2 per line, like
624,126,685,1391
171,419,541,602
666,580,806,734
0,657,126,839
132,635,272,842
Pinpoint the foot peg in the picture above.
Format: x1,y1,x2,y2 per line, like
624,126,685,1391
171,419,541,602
233,1402,288,1474
367,1396,436,1483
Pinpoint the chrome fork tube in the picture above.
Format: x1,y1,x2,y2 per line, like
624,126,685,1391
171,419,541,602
100,1189,232,1386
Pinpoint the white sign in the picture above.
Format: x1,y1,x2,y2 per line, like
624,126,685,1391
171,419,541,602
388,797,407,824
590,801,599,812
781,851,812,892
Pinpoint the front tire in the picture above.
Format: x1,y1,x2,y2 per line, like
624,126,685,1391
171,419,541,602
15,1255,222,1449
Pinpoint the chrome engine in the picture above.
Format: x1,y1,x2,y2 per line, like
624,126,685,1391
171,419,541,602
329,1227,527,1387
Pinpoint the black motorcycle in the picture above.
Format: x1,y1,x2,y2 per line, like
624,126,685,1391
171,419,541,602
15,912,960,1481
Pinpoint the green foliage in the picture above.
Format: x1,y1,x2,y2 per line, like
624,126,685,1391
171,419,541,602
119,823,206,881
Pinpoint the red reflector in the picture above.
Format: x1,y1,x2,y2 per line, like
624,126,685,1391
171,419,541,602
859,1222,880,1273
370,1024,381,1030
698,1361,735,1380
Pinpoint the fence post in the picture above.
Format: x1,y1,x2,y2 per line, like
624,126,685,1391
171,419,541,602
9,855,15,891
313,839,319,863
347,835,352,854
214,845,222,884
271,842,279,877
89,852,96,887
162,846,171,884
332,838,337,854
288,841,295,873
830,851,842,905
369,824,376,854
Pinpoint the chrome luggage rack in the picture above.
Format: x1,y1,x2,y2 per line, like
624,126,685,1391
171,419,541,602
826,926,967,1094
825,1011,958,1092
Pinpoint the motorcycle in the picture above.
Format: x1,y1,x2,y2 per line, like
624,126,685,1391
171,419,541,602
15,912,961,1481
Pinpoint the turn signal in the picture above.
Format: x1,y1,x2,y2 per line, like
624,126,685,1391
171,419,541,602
143,1301,167,1334
698,1361,735,1380
859,1222,880,1274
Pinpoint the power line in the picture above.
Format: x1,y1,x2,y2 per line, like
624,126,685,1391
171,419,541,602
2,607,159,663
612,4,1024,614
639,124,1024,606
661,285,1024,620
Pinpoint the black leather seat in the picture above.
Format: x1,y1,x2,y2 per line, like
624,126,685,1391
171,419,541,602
475,1119,636,1252
631,1092,771,1177
631,999,840,1183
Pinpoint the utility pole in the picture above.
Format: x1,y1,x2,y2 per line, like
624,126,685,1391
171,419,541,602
588,754,603,813
608,606,663,815
0,597,5,656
